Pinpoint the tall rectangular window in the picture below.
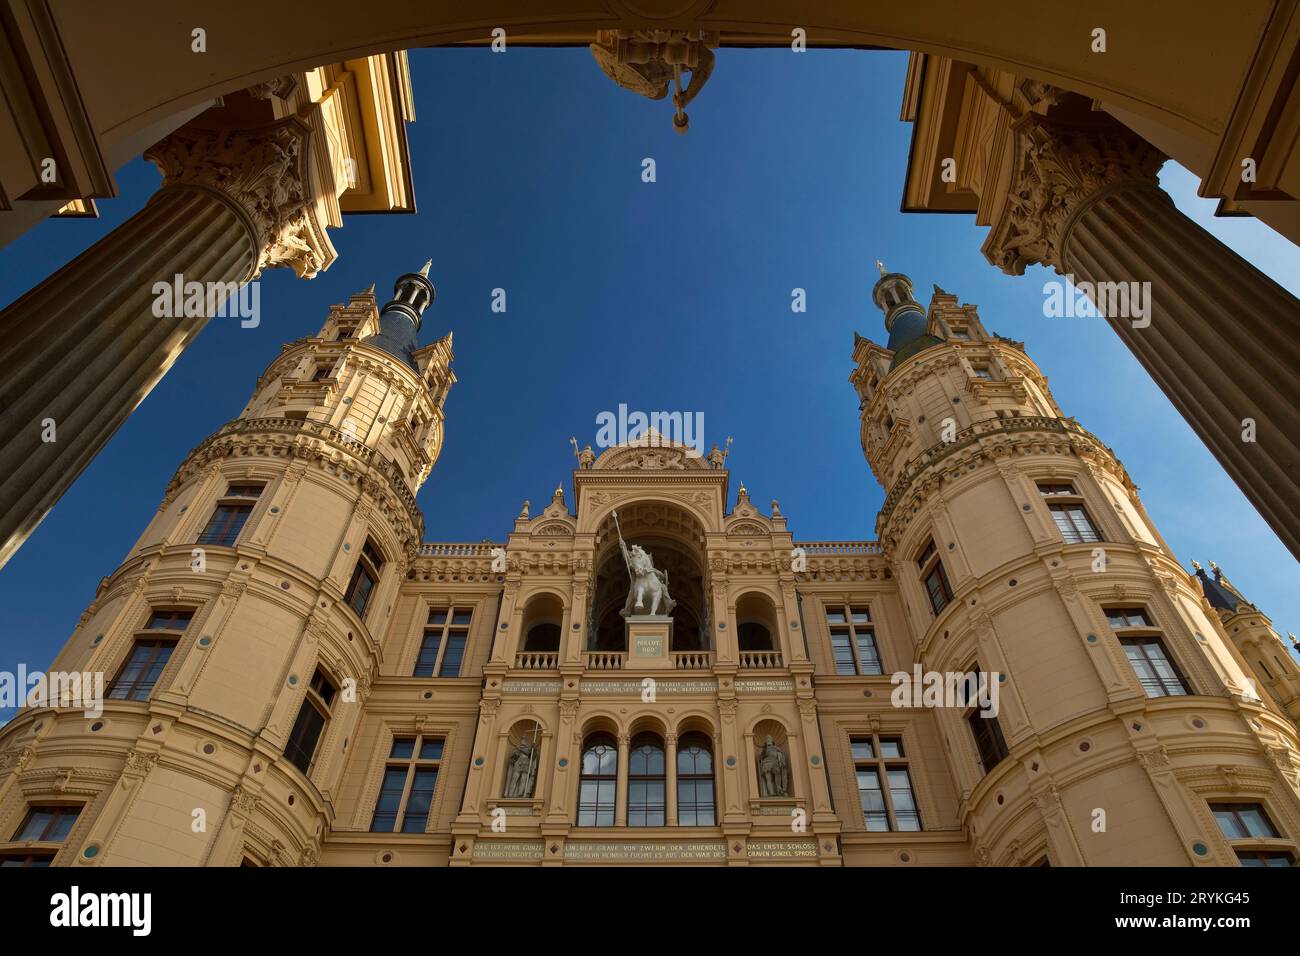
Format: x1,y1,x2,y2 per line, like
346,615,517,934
963,665,1009,775
1211,803,1294,867
1106,607,1192,697
1038,483,1101,544
284,668,336,776
917,539,953,616
370,736,443,833
107,608,190,702
851,735,921,832
13,806,80,842
345,538,385,620
107,639,177,702
197,484,263,547
825,605,883,675
414,607,473,677
0,805,81,867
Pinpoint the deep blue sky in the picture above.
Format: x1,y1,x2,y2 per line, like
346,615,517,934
1,48,1297,708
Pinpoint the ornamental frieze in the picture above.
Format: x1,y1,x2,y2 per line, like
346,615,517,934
582,678,717,696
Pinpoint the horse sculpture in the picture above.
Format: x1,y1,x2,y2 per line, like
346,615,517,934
613,511,676,618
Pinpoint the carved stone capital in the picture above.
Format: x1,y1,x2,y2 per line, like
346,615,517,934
984,112,1165,276
123,749,159,777
230,785,261,815
146,117,335,279
0,745,35,772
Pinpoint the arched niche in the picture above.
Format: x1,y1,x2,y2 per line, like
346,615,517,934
588,499,709,653
752,719,794,799
501,719,543,799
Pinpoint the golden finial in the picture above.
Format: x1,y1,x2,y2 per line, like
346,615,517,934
876,259,886,277
1191,560,1202,571
1209,560,1220,573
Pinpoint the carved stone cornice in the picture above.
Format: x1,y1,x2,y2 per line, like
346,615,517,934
145,116,335,279
983,112,1165,276
877,415,1133,546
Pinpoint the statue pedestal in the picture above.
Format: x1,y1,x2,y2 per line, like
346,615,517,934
624,615,674,669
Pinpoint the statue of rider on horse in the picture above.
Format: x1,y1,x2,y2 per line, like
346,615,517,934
613,509,676,618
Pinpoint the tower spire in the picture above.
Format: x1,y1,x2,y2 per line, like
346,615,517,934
871,262,944,369
363,260,436,374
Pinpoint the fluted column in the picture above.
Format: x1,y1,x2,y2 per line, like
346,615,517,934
664,732,678,826
0,112,335,569
614,732,630,826
984,110,1300,560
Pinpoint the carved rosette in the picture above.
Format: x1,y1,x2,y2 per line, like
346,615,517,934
984,113,1165,276
145,117,335,279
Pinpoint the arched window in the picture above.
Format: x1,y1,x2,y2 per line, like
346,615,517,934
736,593,778,652
738,622,773,651
577,734,617,826
676,732,715,826
523,622,560,653
627,733,666,826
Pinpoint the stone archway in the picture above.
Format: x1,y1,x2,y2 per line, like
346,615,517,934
7,2,1286,221
3,4,1298,567
589,498,709,652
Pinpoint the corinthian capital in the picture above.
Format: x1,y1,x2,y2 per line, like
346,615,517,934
983,113,1165,276
145,116,336,279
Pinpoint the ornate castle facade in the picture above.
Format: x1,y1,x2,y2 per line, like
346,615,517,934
2,264,1298,868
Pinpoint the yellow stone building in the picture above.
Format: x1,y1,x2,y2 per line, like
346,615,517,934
2,262,1299,869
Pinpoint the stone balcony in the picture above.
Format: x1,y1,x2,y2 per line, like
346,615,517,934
513,651,559,670
738,650,784,669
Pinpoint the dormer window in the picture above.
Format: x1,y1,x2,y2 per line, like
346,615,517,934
949,326,970,340
972,366,993,380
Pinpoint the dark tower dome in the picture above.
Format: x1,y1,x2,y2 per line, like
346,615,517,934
362,259,435,374
871,261,945,369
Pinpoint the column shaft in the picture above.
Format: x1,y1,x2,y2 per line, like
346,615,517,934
1064,184,1300,558
0,186,256,566
665,734,678,826
614,733,630,826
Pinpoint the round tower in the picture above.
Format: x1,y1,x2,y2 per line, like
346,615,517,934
850,265,1300,867
1,264,453,867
